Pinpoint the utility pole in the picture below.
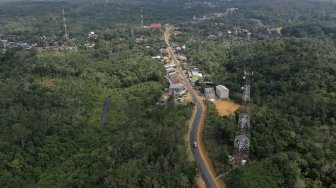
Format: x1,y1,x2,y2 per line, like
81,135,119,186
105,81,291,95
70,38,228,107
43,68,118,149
63,8,69,42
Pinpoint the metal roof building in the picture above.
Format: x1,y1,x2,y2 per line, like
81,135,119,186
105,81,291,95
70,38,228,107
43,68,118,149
149,23,161,29
216,85,229,99
204,88,215,99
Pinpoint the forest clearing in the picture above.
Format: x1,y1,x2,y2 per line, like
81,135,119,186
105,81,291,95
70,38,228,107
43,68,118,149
211,100,240,117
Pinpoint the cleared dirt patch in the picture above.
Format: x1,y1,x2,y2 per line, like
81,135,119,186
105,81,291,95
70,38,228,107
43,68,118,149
196,176,206,188
212,100,240,117
40,79,55,88
184,93,193,103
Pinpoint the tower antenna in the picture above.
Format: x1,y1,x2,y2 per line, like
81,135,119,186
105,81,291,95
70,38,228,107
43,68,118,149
141,7,144,28
63,7,69,42
233,68,253,165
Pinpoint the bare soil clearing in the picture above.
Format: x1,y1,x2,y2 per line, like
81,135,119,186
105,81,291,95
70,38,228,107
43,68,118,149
212,100,240,116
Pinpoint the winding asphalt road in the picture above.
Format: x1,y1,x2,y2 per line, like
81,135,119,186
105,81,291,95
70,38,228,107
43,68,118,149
187,84,217,188
164,26,217,188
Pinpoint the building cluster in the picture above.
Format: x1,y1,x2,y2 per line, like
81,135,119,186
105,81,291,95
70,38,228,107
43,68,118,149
233,26,252,39
191,7,237,24
196,7,278,41
0,35,77,52
152,44,189,103
152,33,232,105
204,85,229,100
0,35,34,49
163,47,187,96
192,13,225,23
225,8,238,15
36,45,77,52
0,39,33,49
185,2,217,9
159,40,231,102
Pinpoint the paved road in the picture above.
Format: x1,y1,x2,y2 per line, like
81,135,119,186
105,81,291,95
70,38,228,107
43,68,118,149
187,84,217,188
164,27,217,188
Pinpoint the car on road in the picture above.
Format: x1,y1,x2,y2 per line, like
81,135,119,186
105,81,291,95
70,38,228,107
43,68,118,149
193,141,198,148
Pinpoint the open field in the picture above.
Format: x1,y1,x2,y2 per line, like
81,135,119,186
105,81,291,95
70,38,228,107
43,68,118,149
211,100,240,117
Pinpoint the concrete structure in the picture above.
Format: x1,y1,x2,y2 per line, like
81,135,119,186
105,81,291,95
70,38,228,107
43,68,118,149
168,72,184,94
216,85,229,99
204,88,215,99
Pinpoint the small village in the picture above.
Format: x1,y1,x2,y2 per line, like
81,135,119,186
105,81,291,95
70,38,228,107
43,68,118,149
190,7,282,41
151,35,233,112
0,35,78,51
1,0,334,187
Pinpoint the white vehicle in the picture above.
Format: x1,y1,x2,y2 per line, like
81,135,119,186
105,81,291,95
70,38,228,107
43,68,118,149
193,141,198,148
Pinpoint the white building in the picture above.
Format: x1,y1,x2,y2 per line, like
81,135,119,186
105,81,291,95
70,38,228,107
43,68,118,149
216,85,229,99
88,31,97,38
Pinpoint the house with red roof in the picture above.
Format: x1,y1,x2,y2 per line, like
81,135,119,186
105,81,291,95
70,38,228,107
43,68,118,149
149,23,161,29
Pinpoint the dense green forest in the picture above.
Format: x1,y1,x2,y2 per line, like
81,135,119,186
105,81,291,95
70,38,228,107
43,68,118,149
1,0,336,187
0,0,217,38
0,38,199,187
0,0,201,187
199,38,336,187
175,0,336,187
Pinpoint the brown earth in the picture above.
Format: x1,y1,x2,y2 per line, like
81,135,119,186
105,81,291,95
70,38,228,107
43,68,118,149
196,176,206,188
211,100,240,116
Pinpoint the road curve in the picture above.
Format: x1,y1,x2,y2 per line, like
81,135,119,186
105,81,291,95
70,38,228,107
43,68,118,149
187,84,217,188
163,26,217,188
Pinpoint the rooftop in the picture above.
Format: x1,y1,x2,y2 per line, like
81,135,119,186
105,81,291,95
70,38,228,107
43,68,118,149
168,72,183,84
204,88,215,94
217,85,229,91
150,23,161,29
